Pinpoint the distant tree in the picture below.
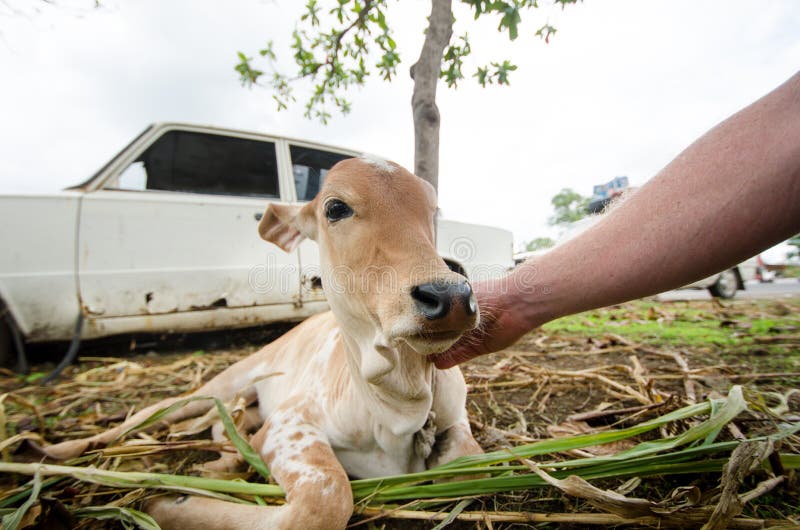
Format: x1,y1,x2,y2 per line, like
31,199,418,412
548,187,590,225
524,237,555,251
235,0,580,189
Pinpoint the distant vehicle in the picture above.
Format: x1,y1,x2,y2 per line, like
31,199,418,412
588,176,630,214
0,123,514,366
679,258,758,299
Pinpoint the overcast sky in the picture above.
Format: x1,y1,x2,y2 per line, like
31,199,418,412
1,0,798,254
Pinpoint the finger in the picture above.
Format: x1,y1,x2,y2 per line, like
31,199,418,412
432,346,477,369
432,352,457,369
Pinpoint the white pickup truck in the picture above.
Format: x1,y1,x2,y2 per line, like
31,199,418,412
0,123,514,366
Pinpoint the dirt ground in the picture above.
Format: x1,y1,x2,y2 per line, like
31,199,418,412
1,296,799,528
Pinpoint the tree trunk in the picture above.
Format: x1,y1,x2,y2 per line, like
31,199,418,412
410,0,453,190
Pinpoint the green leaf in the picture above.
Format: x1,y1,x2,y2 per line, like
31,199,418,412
258,41,277,60
74,506,161,530
119,396,271,480
2,470,41,530
24,372,46,384
498,4,521,40
0,477,65,509
535,23,557,43
431,498,473,529
474,66,490,87
494,60,517,84
211,398,272,480
0,462,283,500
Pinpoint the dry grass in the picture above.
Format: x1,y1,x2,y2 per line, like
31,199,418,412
1,297,799,529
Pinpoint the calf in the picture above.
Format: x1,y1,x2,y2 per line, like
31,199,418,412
43,157,483,530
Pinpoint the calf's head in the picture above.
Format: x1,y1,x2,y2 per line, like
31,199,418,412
258,157,479,362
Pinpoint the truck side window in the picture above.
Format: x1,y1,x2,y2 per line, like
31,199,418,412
290,145,351,201
116,161,147,191
114,131,280,198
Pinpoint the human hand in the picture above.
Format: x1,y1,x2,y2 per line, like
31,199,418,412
432,272,540,369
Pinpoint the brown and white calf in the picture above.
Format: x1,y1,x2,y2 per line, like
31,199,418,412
43,157,483,530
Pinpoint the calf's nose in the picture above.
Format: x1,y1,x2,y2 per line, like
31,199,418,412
411,280,477,320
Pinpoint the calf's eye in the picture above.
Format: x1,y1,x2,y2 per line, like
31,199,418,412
324,199,354,222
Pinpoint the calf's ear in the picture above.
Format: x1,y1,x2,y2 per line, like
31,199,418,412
258,202,317,252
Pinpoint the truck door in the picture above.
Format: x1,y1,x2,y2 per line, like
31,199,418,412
286,143,353,304
78,128,302,327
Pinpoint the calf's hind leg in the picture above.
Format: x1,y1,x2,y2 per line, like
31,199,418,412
199,406,263,473
147,401,353,530
42,355,263,460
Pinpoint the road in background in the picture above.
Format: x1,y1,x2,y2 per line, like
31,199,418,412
657,278,800,301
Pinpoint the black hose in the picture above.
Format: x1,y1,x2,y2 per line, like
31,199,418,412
41,314,84,385
3,312,29,374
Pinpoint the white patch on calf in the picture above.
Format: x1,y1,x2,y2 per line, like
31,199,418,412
262,406,328,487
316,329,339,365
359,153,396,173
235,361,276,391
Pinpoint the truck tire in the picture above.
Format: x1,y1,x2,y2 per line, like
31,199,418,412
708,269,739,299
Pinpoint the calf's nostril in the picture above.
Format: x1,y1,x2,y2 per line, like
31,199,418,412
464,293,477,316
452,281,476,316
411,283,450,320
411,281,477,320
467,297,477,315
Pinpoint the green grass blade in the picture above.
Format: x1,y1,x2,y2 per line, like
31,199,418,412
356,447,800,503
1,452,796,507
1,470,41,530
210,398,271,480
431,498,473,529
0,477,66,509
433,398,718,471
74,506,161,530
2,385,794,514
564,385,746,462
779,453,800,469
118,396,270,480
118,397,209,438
364,457,755,502
353,388,746,494
0,462,282,500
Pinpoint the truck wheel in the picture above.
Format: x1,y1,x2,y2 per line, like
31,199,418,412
708,269,738,299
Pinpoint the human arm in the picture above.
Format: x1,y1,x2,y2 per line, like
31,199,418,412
433,71,800,369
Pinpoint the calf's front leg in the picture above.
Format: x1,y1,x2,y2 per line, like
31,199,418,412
426,417,483,469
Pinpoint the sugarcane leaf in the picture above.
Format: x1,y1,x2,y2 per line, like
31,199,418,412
118,396,271,480
431,498,473,529
119,397,209,438
2,470,41,530
74,506,161,530
0,462,283,500
211,398,271,480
